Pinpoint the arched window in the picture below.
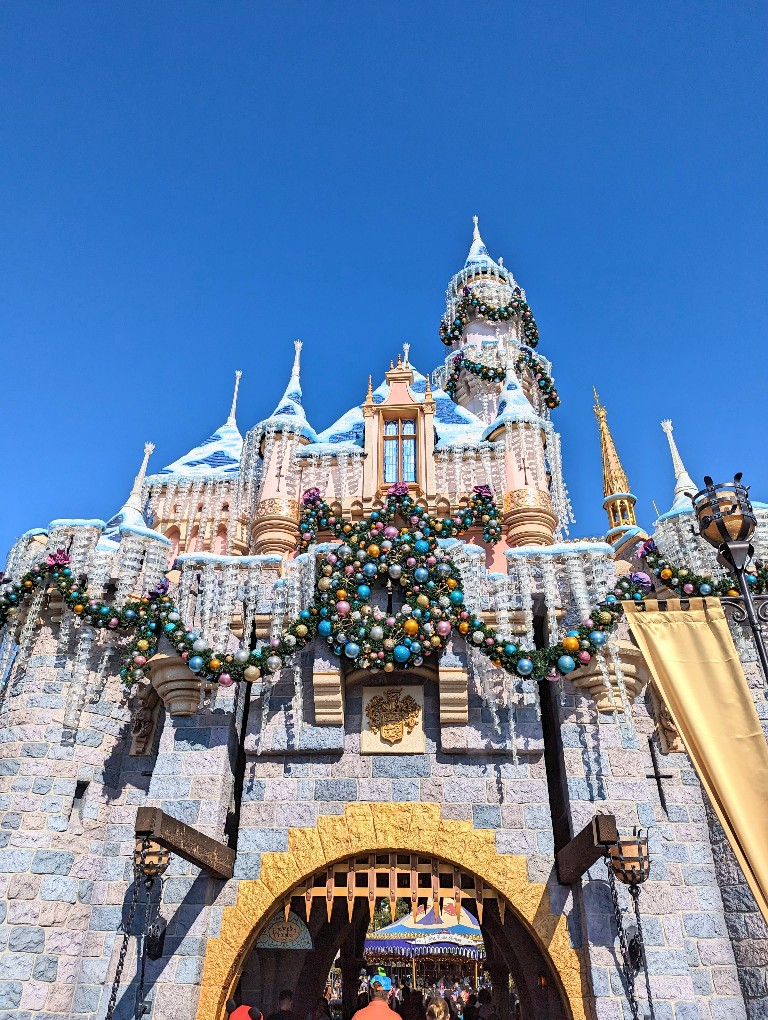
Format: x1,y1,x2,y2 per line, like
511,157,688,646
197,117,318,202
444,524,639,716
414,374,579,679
213,525,227,555
165,527,180,561
383,419,417,485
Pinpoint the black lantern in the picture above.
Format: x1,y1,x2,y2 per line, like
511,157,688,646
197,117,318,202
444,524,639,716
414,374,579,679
605,830,654,1020
689,473,768,680
609,833,651,890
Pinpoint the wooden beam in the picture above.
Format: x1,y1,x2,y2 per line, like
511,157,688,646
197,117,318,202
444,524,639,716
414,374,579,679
135,807,235,879
555,814,618,886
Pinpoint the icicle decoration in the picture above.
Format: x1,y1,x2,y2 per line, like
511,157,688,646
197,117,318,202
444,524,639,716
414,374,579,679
539,555,561,645
0,628,18,703
62,624,97,734
14,590,46,669
292,658,303,736
608,637,635,731
595,649,621,723
114,534,146,607
544,424,574,537
468,646,500,733
258,678,273,755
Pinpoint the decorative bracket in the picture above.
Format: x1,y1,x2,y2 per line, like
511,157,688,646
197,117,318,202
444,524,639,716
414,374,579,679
135,807,234,880
556,814,618,886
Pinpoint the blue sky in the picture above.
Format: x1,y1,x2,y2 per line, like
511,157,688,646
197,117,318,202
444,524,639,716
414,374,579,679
1,2,766,556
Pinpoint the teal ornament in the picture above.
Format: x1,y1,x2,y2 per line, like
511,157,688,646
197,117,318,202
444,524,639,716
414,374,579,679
557,655,576,674
414,540,430,554
357,585,371,600
699,584,713,595
344,642,360,659
504,644,517,655
163,623,177,633
589,631,607,647
449,590,464,605
188,655,204,672
393,645,411,663
318,620,332,637
516,658,534,676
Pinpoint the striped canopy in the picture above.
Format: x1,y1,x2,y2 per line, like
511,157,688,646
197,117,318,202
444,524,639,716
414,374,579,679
364,900,485,960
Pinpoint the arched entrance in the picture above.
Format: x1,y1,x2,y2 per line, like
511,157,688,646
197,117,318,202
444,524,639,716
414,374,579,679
195,803,591,1020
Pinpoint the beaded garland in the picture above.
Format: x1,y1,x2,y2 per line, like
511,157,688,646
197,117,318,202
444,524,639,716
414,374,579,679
440,284,540,348
3,531,765,692
444,349,560,410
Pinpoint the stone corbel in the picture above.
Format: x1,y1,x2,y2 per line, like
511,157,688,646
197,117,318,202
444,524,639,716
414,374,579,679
438,665,469,725
313,667,345,726
647,681,685,753
129,684,162,755
148,651,205,717
568,640,651,712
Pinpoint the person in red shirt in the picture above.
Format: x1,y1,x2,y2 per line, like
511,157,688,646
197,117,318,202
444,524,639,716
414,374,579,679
351,976,400,1020
226,1000,262,1020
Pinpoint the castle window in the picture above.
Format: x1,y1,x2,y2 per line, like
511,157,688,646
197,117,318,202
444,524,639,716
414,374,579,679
384,419,417,484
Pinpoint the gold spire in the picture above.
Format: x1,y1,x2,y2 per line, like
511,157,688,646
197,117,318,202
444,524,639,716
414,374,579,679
593,389,637,535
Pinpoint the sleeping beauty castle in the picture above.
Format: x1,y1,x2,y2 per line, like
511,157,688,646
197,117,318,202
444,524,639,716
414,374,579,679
0,219,767,1020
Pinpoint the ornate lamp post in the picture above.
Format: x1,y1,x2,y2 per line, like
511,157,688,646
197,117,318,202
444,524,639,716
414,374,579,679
688,473,768,680
606,832,653,1020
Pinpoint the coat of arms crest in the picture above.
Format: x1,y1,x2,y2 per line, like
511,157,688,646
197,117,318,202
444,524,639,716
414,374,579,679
365,688,421,744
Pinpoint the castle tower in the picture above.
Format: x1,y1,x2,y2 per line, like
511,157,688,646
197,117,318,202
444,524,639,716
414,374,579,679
593,388,638,540
100,440,155,544
660,418,697,514
249,340,318,556
483,351,557,546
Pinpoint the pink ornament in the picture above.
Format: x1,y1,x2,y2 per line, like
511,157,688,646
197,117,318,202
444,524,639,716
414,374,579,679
181,651,188,660
344,565,354,575
108,618,119,628
328,517,336,525
218,673,233,687
133,655,146,666
384,526,398,540
326,553,337,565
410,515,419,524
377,651,384,659
578,651,591,664
270,637,280,648
336,601,351,616
386,617,396,627
426,556,436,565
583,618,594,628
683,583,695,594
406,557,416,567
485,637,494,646
436,621,451,637
460,610,469,620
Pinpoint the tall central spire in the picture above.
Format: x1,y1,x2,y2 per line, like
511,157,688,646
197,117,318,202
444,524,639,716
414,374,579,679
660,419,697,513
125,442,155,512
227,370,242,424
593,389,637,538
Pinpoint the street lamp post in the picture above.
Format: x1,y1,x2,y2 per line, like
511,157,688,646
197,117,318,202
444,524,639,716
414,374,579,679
688,473,768,681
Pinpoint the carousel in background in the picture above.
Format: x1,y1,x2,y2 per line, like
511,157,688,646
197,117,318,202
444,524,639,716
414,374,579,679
364,900,486,988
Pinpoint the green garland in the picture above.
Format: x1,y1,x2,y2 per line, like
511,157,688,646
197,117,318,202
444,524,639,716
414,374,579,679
2,531,765,693
440,285,539,348
444,349,560,410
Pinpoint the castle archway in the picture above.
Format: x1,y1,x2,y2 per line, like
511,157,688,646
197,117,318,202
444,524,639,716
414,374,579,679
195,803,591,1020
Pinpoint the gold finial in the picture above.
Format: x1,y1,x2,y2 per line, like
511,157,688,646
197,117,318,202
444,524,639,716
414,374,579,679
390,359,394,370
592,392,637,534
366,375,373,402
397,353,402,367
425,373,432,395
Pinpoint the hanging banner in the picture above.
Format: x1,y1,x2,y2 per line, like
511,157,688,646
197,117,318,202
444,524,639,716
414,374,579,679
625,597,768,922
255,910,313,950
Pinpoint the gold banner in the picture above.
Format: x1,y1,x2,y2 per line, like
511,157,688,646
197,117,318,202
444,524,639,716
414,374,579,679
625,597,768,922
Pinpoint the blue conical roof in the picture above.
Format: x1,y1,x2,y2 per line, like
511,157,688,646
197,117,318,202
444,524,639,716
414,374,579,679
481,355,543,440
257,340,318,442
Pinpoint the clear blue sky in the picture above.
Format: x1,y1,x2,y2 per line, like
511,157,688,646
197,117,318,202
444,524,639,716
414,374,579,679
1,2,766,557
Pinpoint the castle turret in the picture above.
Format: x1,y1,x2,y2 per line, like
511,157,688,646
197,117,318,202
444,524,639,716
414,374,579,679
100,440,156,546
593,389,638,540
660,419,697,515
483,352,557,546
249,340,317,556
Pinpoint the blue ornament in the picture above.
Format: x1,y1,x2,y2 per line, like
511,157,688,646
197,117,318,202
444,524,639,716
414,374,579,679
449,590,464,605
566,630,579,638
414,567,429,583
363,563,377,578
300,609,311,620
147,622,157,631
589,631,607,647
62,567,72,576
318,620,332,637
344,642,361,659
414,540,430,554
504,644,517,655
747,574,757,584
557,655,576,674
164,623,177,633
605,595,618,604
188,655,204,672
393,645,411,663
516,658,534,676
125,610,137,620
320,607,329,617
357,585,371,600
99,606,110,616
632,592,643,601
699,584,713,595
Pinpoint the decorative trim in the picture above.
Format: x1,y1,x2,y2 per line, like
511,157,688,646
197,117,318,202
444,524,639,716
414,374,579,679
194,803,590,1020
503,488,554,513
254,499,300,521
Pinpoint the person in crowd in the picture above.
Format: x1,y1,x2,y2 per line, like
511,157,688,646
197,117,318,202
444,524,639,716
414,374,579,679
308,997,332,1020
266,989,303,1020
462,993,478,1020
399,984,426,1020
425,996,449,1020
226,1000,262,1020
351,976,400,1020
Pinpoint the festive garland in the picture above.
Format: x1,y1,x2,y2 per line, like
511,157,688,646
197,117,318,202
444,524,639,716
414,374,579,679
444,349,560,410
2,526,766,693
440,285,540,348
